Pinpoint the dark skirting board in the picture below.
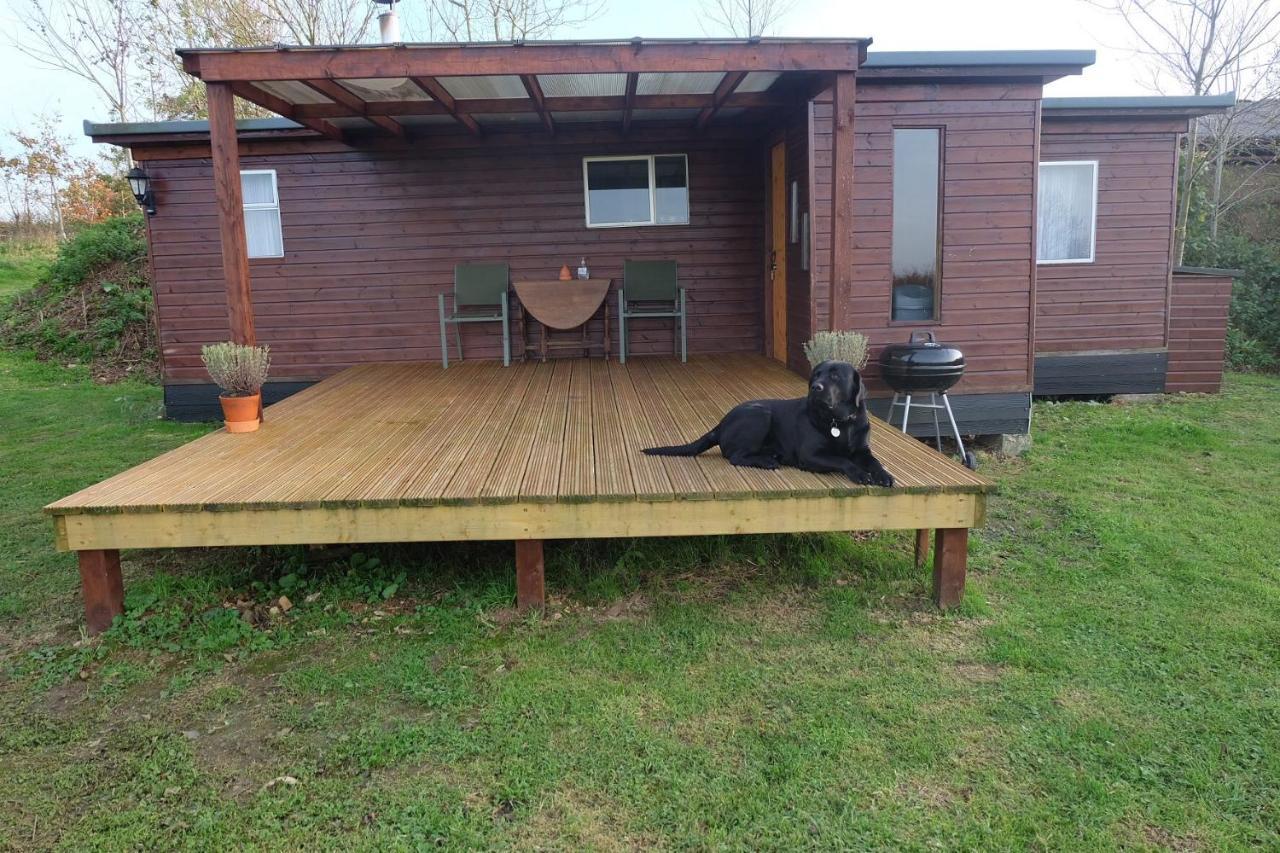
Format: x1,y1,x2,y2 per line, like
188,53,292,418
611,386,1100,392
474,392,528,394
1033,351,1168,396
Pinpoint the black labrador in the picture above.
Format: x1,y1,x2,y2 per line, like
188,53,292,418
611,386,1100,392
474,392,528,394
643,361,895,486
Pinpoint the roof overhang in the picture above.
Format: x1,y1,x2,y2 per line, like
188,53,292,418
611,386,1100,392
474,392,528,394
861,49,1095,83
1042,93,1236,120
170,37,870,141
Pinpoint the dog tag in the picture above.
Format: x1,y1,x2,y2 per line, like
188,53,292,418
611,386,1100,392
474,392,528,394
830,426,841,437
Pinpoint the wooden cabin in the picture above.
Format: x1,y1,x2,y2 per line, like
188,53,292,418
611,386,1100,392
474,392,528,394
87,43,1236,435
51,40,1240,635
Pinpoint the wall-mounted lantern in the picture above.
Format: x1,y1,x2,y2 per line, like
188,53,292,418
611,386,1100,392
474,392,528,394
126,166,156,216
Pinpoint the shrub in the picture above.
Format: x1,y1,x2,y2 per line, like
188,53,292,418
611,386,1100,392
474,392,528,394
1185,233,1280,373
202,342,270,396
0,213,156,380
803,331,869,370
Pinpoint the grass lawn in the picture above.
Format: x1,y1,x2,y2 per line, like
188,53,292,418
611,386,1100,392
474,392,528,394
1,347,1277,848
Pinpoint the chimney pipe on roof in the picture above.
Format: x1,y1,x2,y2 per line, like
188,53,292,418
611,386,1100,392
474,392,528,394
375,0,401,44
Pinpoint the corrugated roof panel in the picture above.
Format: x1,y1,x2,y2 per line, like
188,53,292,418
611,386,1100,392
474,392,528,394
397,115,463,127
629,108,700,122
537,73,626,97
551,110,624,123
255,80,333,105
476,112,544,126
327,117,377,129
439,75,527,99
339,77,431,101
737,71,781,93
636,72,725,95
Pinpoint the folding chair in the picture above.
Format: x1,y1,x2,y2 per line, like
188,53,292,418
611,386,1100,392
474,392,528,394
618,259,686,363
438,262,511,368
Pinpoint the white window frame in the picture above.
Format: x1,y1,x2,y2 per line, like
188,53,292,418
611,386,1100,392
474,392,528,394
1036,160,1098,265
582,154,690,228
241,169,284,259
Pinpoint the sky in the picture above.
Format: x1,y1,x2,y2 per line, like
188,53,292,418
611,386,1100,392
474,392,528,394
0,0,1166,162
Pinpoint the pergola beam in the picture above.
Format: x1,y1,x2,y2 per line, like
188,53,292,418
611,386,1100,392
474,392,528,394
291,91,788,120
696,70,748,130
520,74,555,134
409,76,482,136
230,82,346,143
181,41,866,82
301,78,406,138
621,72,639,134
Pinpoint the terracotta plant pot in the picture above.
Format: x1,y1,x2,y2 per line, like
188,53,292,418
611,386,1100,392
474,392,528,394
559,264,572,281
219,392,262,433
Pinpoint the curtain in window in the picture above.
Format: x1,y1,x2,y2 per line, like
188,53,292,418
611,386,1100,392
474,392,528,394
241,172,283,257
1037,163,1096,262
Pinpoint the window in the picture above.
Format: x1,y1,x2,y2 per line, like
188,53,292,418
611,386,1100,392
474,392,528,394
241,170,283,258
1037,161,1097,264
891,128,942,321
583,155,689,227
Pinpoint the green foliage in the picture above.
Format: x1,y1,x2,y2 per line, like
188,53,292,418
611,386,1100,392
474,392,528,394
1185,231,1280,372
43,213,146,291
0,213,156,379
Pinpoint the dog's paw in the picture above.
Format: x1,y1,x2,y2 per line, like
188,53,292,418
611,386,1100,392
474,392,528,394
849,471,873,485
874,471,895,488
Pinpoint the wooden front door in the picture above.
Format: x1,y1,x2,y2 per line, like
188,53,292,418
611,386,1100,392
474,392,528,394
769,140,788,363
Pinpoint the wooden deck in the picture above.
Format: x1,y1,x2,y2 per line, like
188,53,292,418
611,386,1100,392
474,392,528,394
48,356,991,631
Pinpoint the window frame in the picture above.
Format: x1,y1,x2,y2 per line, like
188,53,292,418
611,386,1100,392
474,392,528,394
1036,159,1099,266
581,154,690,229
241,168,284,259
888,125,945,324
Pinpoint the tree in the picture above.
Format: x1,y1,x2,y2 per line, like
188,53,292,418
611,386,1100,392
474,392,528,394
698,0,796,37
149,0,380,118
0,115,131,240
13,0,157,123
418,0,605,42
1089,0,1280,261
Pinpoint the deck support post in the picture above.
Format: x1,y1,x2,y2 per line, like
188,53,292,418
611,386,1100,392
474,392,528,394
207,81,256,346
77,549,124,635
828,70,856,331
932,528,968,609
914,528,930,569
515,539,545,611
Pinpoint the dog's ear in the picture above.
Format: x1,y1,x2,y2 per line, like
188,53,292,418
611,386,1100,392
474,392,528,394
850,368,866,410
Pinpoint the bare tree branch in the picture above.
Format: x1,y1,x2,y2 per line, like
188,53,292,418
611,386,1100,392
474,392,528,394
698,0,796,37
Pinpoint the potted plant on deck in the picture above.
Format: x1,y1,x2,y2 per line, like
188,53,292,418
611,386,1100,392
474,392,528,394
201,342,270,433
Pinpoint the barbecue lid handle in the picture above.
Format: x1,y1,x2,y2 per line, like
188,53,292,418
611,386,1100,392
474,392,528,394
908,330,938,344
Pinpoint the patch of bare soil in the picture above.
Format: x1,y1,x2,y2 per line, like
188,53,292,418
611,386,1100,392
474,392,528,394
507,782,654,851
1140,823,1206,852
951,662,1007,683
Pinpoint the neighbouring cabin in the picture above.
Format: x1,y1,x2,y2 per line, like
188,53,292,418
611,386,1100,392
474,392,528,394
1035,95,1237,396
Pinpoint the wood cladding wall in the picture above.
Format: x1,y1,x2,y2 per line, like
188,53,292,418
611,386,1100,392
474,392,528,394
1037,116,1184,355
143,132,765,383
811,81,1042,395
1167,270,1233,393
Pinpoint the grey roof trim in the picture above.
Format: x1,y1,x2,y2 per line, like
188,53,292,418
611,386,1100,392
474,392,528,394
84,117,303,138
175,36,872,55
864,49,1095,68
1043,93,1236,111
1173,265,1243,277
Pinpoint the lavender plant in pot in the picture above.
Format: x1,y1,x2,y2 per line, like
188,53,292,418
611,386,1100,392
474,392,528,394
201,342,270,433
